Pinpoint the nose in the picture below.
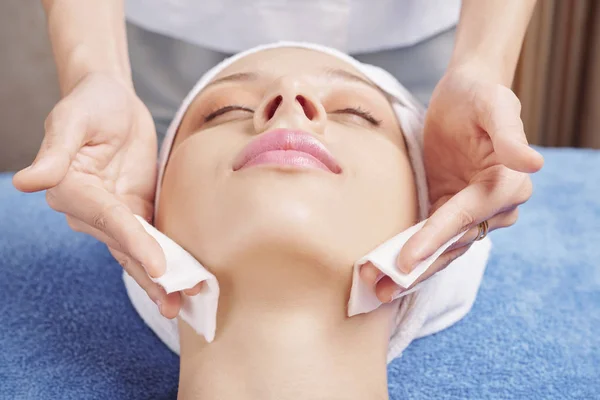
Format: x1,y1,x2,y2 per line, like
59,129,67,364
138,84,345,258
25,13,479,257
253,77,326,134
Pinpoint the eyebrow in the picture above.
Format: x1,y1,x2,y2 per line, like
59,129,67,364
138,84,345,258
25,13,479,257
324,68,378,90
203,68,378,91
203,72,260,90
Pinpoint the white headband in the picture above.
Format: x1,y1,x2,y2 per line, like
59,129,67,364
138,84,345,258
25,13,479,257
128,44,491,360
155,41,430,220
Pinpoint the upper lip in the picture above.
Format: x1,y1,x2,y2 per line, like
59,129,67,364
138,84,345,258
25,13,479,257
232,129,342,173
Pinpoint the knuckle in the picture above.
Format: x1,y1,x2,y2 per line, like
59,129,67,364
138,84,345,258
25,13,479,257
45,189,60,210
452,206,476,230
94,202,131,245
116,255,130,269
505,209,520,227
515,176,533,205
65,216,81,232
93,202,125,231
92,211,108,231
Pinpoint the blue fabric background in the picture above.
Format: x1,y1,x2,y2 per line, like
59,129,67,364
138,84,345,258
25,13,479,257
1,147,598,399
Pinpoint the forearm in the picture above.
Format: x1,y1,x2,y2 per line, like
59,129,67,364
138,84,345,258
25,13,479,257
450,0,537,85
42,0,132,95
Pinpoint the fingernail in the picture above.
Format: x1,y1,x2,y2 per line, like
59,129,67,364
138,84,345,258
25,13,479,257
155,300,163,314
142,263,161,279
399,264,412,274
413,239,433,260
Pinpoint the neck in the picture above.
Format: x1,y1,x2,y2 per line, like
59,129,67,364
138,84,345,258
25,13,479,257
177,255,394,400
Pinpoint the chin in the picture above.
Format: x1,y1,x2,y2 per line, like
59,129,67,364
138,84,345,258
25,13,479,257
158,174,404,274
189,198,363,275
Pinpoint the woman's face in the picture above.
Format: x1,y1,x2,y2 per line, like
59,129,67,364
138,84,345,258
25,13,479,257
157,48,417,271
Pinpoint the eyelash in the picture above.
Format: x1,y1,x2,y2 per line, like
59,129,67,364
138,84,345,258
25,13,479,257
203,105,254,122
331,107,382,126
203,105,382,126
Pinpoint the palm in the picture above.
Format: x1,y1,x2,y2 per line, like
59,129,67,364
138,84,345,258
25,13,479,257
66,76,158,219
423,73,507,213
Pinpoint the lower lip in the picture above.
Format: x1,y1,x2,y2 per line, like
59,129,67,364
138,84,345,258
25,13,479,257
237,150,331,172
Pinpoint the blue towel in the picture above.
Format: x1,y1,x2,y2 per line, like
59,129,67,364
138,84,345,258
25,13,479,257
1,147,598,399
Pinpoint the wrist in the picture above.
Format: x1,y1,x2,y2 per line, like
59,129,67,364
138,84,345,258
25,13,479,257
61,45,133,95
447,54,514,87
44,0,132,96
449,0,536,87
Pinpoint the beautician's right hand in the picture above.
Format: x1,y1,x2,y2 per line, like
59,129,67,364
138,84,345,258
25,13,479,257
12,73,182,318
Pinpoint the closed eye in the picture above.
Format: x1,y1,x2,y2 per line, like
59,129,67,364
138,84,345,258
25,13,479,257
203,105,254,122
203,105,382,126
332,107,382,126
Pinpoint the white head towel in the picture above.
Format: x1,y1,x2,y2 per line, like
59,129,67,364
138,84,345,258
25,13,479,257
124,41,491,363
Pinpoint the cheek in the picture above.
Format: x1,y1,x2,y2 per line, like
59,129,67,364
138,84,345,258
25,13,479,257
334,138,418,246
155,134,237,259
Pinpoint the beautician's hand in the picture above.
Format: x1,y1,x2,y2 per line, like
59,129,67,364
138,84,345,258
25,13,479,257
12,73,186,318
361,61,544,302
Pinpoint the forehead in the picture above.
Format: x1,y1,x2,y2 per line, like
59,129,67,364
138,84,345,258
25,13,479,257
211,47,369,82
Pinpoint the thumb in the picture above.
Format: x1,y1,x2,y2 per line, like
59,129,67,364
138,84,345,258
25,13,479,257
478,86,544,173
13,102,87,193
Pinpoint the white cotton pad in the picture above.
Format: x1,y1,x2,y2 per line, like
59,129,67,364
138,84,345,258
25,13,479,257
348,219,467,316
134,216,219,343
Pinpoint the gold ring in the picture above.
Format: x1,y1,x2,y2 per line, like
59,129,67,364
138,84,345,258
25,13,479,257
475,220,489,241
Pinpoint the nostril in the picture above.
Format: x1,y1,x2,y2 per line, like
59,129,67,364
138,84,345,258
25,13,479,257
265,95,283,120
296,95,316,120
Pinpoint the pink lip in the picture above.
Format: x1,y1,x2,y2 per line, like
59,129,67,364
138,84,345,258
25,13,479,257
232,129,342,173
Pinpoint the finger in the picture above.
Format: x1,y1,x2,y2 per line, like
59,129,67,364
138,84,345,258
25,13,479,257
13,100,87,193
375,276,401,304
376,243,470,303
397,172,531,273
406,245,472,290
359,262,384,287
446,207,519,251
366,209,518,302
64,214,123,251
110,248,181,319
47,175,165,278
389,209,518,299
381,245,473,303
476,85,544,173
183,282,205,297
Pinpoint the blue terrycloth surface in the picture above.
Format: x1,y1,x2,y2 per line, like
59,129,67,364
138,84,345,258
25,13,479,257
0,147,599,399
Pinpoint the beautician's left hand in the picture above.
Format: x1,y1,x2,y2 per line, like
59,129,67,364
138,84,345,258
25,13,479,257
361,61,544,302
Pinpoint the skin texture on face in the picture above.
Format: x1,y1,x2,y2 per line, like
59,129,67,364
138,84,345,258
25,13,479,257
157,47,417,281
156,48,418,400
